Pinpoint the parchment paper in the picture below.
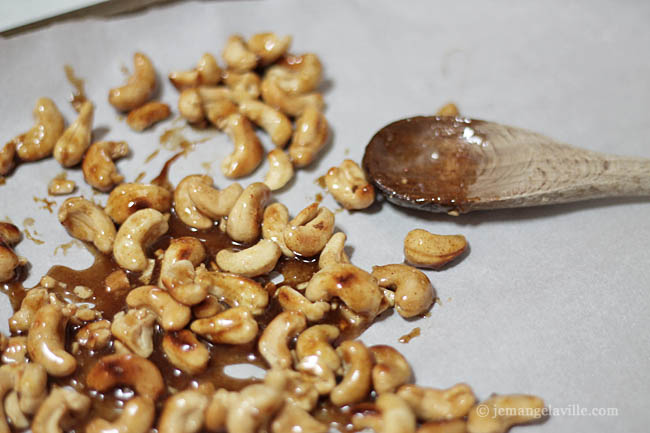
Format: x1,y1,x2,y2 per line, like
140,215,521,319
1,1,649,432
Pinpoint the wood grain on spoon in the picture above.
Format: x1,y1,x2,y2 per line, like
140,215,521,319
362,116,650,213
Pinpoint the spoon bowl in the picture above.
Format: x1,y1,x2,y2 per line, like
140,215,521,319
362,116,650,213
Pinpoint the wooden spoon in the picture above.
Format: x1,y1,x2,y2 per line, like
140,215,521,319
362,116,650,214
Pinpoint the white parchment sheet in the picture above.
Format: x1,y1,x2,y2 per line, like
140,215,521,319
1,1,649,432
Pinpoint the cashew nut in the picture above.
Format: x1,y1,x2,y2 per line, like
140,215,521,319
13,362,47,415
178,88,205,124
74,319,112,352
418,420,468,433
110,308,156,357
372,264,435,318
271,403,327,433
325,159,375,210
1,337,28,365
258,311,307,369
53,100,94,167
276,285,330,322
263,149,294,191
31,387,90,433
158,390,208,433
353,393,417,433
330,340,374,406
216,239,281,277
126,101,171,131
318,232,350,269
169,53,221,89
48,176,76,195
222,35,257,72
161,330,210,374
58,197,116,255
82,140,130,191
105,269,131,294
370,345,412,394
14,97,65,161
0,223,21,283
239,100,292,148
248,32,291,65
113,209,169,271
305,263,382,317
159,236,207,305
195,266,268,315
261,76,324,117
174,175,242,229
398,384,476,422
190,307,259,344
105,182,172,224
264,368,318,411
27,304,76,377
192,295,224,319
5,389,30,430
109,52,156,111
226,182,270,243
266,53,322,95
86,397,155,433
262,202,293,257
404,229,468,269
126,285,191,331
0,140,16,175
288,106,329,167
466,394,545,433
283,203,334,257
86,353,165,400
225,384,283,433
220,113,264,178
197,86,239,126
223,71,261,101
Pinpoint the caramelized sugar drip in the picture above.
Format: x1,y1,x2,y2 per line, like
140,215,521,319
64,65,88,112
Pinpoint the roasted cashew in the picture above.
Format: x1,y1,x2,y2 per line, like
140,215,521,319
126,285,191,331
1,337,28,365
86,353,165,400
158,390,208,433
58,197,116,255
271,403,327,433
169,53,221,89
353,393,417,433
86,397,155,433
225,384,283,433
239,100,292,148
223,71,261,101
266,53,322,95
325,159,375,210
0,222,22,283
105,182,172,224
220,113,264,178
178,88,205,124
288,105,329,167
31,387,90,433
258,311,307,369
113,208,169,271
331,340,374,406
216,239,281,277
295,325,340,374
226,182,270,243
372,264,435,318
404,229,468,269
248,32,292,65
283,203,335,257
398,384,476,422
159,236,207,305
16,362,48,414
109,52,156,111
0,368,16,433
162,330,210,374
261,202,293,257
174,175,242,229
0,222,21,248
264,368,318,411
48,176,76,195
190,307,258,344
276,285,330,322
222,35,257,72
74,319,112,352
82,140,129,191
110,308,156,357
0,140,16,175
126,101,171,131
27,304,76,377
5,390,29,430
105,269,131,294
318,232,350,269
192,295,224,319
263,149,294,191
195,265,268,315
261,76,324,117
466,394,544,433
196,86,240,125
305,263,382,317
53,100,94,167
370,345,412,394
14,97,65,161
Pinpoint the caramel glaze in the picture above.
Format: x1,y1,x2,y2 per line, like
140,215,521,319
363,116,484,213
0,207,373,432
